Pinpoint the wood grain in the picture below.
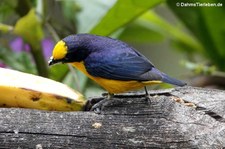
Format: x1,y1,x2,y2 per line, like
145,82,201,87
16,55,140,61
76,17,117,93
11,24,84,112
0,86,225,148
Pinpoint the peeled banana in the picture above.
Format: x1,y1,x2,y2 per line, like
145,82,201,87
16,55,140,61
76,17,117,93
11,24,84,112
0,67,86,111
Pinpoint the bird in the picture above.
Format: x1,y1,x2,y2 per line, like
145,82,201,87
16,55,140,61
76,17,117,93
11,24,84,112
48,34,186,98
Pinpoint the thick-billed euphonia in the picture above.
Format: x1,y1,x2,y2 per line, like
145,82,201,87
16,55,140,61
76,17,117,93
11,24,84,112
48,34,186,95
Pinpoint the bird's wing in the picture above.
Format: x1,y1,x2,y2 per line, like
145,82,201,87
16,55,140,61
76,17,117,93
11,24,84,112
84,51,162,81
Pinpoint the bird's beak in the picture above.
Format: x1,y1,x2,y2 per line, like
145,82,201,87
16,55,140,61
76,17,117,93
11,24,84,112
48,56,55,66
48,56,61,66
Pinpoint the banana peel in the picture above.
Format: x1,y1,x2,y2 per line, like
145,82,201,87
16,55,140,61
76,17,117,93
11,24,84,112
0,68,86,111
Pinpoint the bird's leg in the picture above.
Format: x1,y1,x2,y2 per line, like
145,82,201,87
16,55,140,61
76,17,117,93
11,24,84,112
144,86,151,104
102,92,114,99
108,92,114,99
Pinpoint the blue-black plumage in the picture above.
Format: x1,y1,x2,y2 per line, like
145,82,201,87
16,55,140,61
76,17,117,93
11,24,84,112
49,34,186,93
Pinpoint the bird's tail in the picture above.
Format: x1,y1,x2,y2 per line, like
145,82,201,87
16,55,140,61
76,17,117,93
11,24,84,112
161,72,186,86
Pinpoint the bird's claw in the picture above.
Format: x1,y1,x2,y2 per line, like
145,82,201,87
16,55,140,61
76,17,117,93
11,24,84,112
145,95,151,105
90,98,112,114
84,97,105,112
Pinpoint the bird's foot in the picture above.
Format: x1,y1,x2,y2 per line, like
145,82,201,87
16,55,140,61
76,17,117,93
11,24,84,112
86,93,115,114
84,97,105,112
90,98,110,114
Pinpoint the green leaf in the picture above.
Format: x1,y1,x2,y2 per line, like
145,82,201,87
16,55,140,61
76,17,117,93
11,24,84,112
14,9,43,49
118,21,164,43
49,64,69,81
140,11,203,53
75,0,115,33
90,0,164,36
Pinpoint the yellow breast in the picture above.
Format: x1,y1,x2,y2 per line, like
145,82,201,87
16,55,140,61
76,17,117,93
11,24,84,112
70,62,162,93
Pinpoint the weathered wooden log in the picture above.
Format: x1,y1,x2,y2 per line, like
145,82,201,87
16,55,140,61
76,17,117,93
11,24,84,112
0,86,225,148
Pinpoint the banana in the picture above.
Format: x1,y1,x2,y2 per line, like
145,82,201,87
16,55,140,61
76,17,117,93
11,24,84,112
0,67,86,111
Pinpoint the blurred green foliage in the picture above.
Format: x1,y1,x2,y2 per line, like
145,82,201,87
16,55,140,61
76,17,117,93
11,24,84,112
167,0,225,71
14,9,43,49
0,0,225,96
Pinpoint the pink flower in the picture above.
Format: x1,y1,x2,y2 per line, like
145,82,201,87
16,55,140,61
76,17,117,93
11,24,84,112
10,37,30,52
41,38,54,59
10,37,54,60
